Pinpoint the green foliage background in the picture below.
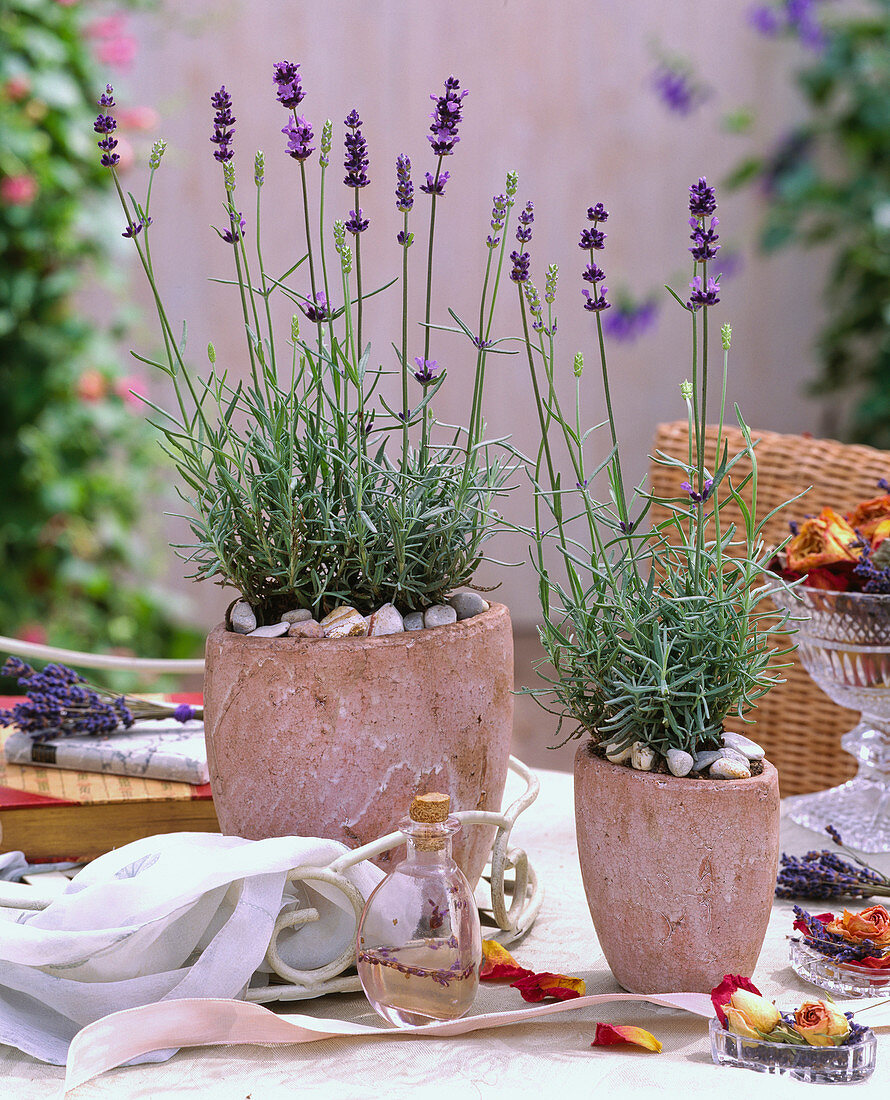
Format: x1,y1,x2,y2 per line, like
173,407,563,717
0,0,201,659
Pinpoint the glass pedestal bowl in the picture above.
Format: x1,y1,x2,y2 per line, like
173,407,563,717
767,581,890,851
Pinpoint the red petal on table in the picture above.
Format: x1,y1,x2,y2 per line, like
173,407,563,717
855,955,890,970
479,940,532,981
710,974,761,1028
793,912,834,935
510,971,586,1002
591,1023,662,1052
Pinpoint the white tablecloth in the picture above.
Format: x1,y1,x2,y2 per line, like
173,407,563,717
2,768,887,1099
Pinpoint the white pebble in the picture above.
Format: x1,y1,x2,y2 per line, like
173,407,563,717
604,741,633,764
247,621,289,638
321,606,368,638
631,742,656,772
280,608,313,624
709,757,752,780
367,603,404,636
424,604,458,628
666,749,694,777
723,732,765,761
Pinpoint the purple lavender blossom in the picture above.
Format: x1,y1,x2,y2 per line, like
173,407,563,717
396,229,414,247
343,109,370,189
681,477,714,504
515,200,534,244
282,116,315,161
487,193,508,248
509,250,530,283
300,291,329,323
0,658,133,739
582,263,606,284
413,357,441,384
579,227,606,250
582,288,610,313
94,89,120,168
602,299,659,342
854,546,890,594
121,216,151,239
879,478,890,492
651,64,709,115
686,275,720,311
273,61,305,109
427,75,467,156
173,704,195,723
217,210,245,244
748,4,782,35
587,203,609,222
420,170,450,197
688,177,717,218
395,153,413,213
689,216,721,262
345,208,369,235
210,86,235,164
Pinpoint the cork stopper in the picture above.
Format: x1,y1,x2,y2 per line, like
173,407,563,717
410,792,450,823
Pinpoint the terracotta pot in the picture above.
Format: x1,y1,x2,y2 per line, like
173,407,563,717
203,603,514,887
574,742,780,993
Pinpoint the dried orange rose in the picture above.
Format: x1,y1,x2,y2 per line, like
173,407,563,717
825,905,890,949
786,508,860,574
792,1000,850,1047
847,495,890,540
872,517,890,552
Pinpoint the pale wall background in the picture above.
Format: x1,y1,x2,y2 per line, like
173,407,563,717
111,0,828,631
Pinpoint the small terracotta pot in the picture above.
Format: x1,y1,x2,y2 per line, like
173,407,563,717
574,742,780,993
203,603,514,887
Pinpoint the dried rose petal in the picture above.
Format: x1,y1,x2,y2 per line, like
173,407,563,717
510,971,585,1002
479,940,533,982
710,974,761,1028
786,508,859,574
591,1023,662,1052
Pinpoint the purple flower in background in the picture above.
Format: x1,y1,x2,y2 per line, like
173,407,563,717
748,4,782,35
579,227,606,250
681,477,714,504
413,357,441,384
345,207,369,234
420,169,450,197
587,203,609,222
300,291,329,322
509,250,530,283
688,177,717,218
282,116,314,161
582,263,606,284
651,63,709,115
516,201,534,243
173,703,195,723
603,299,658,342
210,86,235,163
716,248,743,281
273,61,304,109
686,275,720,311
344,109,370,189
427,75,467,156
396,154,414,212
689,216,720,262
582,288,610,313
94,87,120,167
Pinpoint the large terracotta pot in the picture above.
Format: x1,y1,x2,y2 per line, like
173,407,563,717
203,603,514,887
574,742,780,993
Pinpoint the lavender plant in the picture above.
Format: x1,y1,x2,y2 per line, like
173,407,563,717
92,71,516,622
518,179,796,757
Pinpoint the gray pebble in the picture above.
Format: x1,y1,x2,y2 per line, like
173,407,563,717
287,619,324,639
247,621,289,638
424,604,458,628
666,749,694,777
720,746,751,766
709,757,752,781
723,732,765,761
403,612,425,632
367,603,404,637
447,591,490,620
692,750,723,772
281,608,313,624
230,600,257,634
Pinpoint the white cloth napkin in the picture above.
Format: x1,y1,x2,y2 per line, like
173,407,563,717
0,831,384,1065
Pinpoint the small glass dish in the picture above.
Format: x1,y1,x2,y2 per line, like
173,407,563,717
709,1017,877,1083
791,939,890,998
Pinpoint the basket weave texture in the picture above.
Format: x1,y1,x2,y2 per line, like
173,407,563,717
649,421,890,797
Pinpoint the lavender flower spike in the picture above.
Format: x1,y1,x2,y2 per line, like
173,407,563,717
210,86,235,163
345,208,369,235
413,357,441,384
516,200,534,243
420,170,450,197
282,116,314,161
688,176,717,218
343,109,370,188
94,86,119,168
579,227,606,250
587,203,609,223
273,61,304,109
686,274,720,311
396,154,414,212
582,288,610,313
427,75,468,156
510,250,530,283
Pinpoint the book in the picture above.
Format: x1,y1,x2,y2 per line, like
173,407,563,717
0,697,219,861
3,718,210,785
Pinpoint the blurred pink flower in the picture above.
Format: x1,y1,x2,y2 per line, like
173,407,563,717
77,369,107,402
86,15,137,72
4,75,31,101
1,175,38,206
114,135,135,172
18,624,48,646
117,105,160,131
114,375,148,407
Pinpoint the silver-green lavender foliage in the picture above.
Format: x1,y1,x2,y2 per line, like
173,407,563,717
519,187,796,756
98,77,518,622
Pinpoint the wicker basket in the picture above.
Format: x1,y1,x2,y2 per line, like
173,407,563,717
649,421,890,798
